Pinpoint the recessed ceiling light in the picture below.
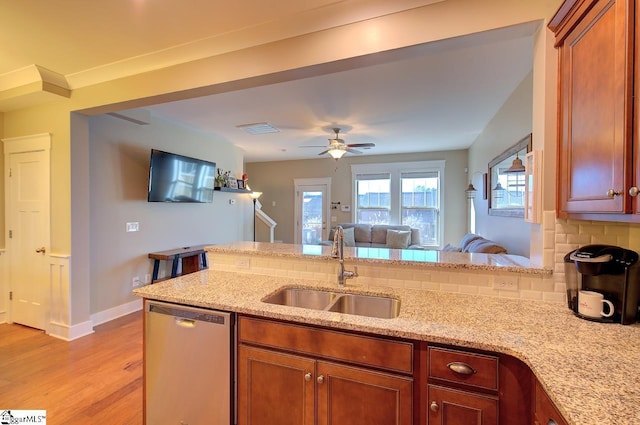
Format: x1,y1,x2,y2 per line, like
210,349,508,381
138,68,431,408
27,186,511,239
236,122,280,134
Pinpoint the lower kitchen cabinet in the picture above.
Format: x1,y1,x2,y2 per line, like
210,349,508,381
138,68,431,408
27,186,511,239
533,379,568,425
427,384,498,425
237,316,414,425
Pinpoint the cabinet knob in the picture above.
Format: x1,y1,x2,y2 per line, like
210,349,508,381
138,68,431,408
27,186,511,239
629,187,639,197
606,189,622,198
316,375,325,384
430,401,439,412
304,372,312,382
547,420,558,425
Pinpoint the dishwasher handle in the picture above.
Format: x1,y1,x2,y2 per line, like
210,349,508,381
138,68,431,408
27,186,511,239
175,317,197,328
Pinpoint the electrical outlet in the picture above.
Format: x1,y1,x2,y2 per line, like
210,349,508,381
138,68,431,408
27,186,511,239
144,274,151,284
126,222,139,232
132,276,142,288
493,275,519,291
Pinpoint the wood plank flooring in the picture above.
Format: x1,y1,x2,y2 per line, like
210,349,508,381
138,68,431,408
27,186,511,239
0,312,143,425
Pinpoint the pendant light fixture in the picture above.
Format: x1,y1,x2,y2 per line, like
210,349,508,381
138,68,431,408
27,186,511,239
327,147,347,159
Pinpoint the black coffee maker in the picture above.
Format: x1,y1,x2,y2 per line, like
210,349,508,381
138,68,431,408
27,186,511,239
564,245,640,324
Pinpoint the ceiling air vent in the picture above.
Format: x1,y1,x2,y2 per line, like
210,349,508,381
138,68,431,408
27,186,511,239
236,122,280,135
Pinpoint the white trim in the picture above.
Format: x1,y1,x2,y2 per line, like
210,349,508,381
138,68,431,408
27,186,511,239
91,298,143,327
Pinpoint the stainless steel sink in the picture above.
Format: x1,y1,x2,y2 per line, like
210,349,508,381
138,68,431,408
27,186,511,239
262,287,400,319
261,288,338,310
326,293,401,319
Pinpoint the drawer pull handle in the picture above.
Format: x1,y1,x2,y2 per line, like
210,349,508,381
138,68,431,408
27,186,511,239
430,401,439,412
447,361,477,375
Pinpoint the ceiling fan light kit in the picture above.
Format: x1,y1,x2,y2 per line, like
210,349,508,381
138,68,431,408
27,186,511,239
307,127,376,159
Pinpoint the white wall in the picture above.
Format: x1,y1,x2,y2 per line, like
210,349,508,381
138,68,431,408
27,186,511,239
468,71,533,257
88,113,250,314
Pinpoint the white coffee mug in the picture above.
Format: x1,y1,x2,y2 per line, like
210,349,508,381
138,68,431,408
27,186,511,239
578,290,614,318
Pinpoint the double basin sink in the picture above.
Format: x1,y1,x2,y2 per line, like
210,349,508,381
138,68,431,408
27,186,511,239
262,287,400,319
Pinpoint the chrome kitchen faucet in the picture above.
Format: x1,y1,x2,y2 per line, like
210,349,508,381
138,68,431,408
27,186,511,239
331,225,358,287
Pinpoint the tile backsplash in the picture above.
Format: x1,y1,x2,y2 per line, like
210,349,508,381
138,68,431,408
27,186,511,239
210,213,640,306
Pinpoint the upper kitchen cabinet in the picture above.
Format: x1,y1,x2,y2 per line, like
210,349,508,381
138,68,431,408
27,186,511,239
550,0,640,221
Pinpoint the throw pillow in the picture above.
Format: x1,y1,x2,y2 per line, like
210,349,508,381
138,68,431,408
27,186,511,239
442,243,462,252
342,227,356,247
386,229,411,249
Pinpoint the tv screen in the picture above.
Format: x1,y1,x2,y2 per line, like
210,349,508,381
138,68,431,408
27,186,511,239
147,149,216,203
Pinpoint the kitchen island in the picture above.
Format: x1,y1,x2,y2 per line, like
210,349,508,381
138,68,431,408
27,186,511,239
134,243,640,424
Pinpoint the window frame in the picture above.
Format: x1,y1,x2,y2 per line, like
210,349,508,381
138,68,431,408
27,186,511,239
351,160,445,248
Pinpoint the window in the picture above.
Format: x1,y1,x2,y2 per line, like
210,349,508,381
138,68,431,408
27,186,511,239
352,161,445,247
355,174,391,224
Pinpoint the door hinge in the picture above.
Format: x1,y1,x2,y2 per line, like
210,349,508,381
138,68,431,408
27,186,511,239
8,168,12,177
9,291,12,301
8,230,12,239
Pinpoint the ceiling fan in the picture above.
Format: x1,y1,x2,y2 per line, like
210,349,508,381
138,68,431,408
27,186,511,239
303,128,375,159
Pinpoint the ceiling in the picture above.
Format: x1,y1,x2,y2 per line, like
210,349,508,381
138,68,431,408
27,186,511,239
1,0,537,163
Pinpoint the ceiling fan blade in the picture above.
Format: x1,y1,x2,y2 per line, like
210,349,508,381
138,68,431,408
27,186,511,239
299,145,328,148
317,149,330,156
347,143,375,148
345,148,362,154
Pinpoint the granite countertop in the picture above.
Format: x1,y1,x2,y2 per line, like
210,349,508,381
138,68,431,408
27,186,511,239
207,241,552,275
134,269,640,425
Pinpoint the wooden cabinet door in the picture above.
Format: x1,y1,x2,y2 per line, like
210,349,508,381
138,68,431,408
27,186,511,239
557,0,634,214
427,385,497,425
238,345,315,425
317,361,413,425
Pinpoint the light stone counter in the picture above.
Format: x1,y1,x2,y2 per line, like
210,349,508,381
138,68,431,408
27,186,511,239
207,241,551,275
134,268,640,425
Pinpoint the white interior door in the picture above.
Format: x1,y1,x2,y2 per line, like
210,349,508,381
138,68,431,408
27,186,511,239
294,178,331,245
4,135,51,331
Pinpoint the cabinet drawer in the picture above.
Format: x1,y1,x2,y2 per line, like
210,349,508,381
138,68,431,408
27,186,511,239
238,316,413,374
428,346,498,391
534,380,568,425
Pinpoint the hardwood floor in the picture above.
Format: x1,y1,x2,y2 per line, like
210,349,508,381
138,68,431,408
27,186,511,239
0,312,143,425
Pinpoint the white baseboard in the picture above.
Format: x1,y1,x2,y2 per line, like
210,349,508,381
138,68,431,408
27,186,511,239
91,298,143,327
0,310,6,324
49,320,94,341
47,299,143,341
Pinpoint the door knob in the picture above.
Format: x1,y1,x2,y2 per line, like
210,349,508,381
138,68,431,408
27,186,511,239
35,247,46,254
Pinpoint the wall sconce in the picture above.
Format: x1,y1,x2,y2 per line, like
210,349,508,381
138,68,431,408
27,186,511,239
465,172,487,200
504,153,526,173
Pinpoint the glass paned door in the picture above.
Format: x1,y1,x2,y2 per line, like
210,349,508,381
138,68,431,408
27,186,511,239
294,178,331,245
301,189,324,245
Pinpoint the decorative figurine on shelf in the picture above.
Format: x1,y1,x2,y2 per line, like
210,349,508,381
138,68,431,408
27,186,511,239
215,169,227,188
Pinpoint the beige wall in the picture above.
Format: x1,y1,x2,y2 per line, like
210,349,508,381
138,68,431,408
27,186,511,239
0,0,562,326
468,72,533,257
88,114,247,314
246,150,468,245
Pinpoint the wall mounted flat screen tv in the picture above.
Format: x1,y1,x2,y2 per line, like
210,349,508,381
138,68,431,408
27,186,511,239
147,149,216,203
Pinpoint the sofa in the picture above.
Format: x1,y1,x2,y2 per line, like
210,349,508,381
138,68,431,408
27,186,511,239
320,223,422,249
443,233,507,254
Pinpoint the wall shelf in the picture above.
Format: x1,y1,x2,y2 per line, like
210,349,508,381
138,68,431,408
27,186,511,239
215,187,251,194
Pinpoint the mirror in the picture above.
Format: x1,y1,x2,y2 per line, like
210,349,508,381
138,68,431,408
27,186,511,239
488,134,531,217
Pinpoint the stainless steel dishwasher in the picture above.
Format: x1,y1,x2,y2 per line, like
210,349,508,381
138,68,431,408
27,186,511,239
145,300,234,425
